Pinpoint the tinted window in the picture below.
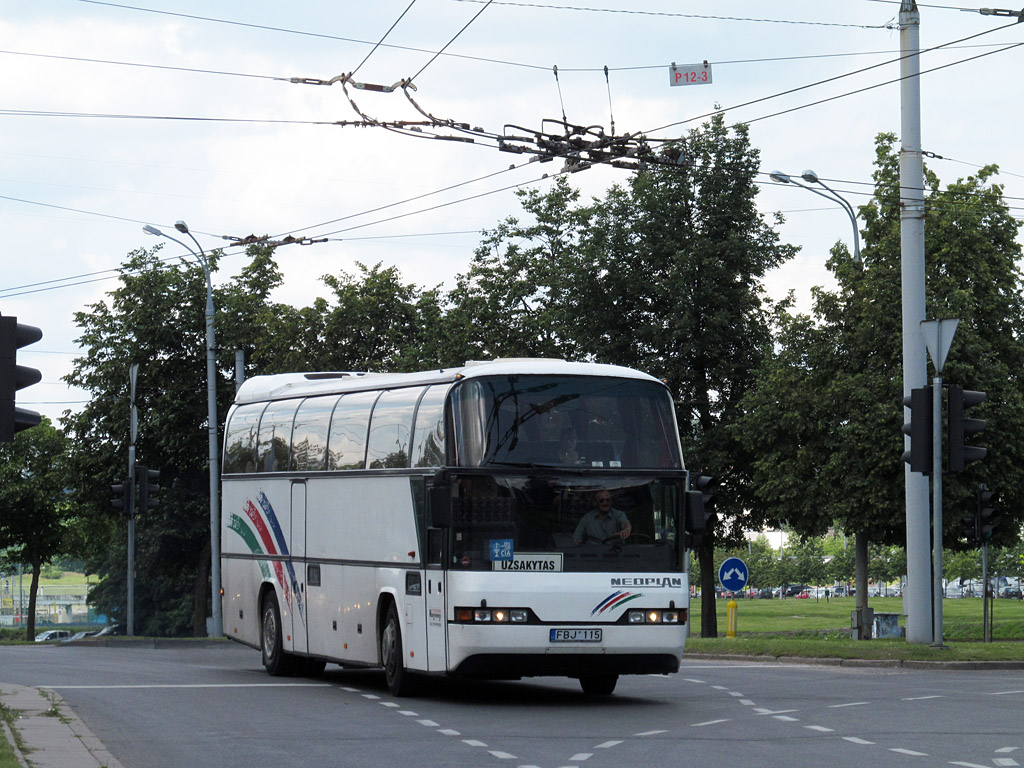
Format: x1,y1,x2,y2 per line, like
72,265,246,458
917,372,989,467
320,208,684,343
222,403,266,474
453,375,681,469
327,391,378,470
290,396,338,471
367,388,422,469
411,384,448,468
256,399,300,472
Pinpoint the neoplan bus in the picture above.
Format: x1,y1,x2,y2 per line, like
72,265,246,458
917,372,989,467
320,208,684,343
221,359,708,696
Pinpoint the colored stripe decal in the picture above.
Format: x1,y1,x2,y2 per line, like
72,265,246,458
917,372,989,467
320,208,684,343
256,492,304,624
227,515,272,580
591,591,626,616
243,499,290,607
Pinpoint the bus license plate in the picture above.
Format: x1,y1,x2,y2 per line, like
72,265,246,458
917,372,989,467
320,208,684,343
550,628,602,643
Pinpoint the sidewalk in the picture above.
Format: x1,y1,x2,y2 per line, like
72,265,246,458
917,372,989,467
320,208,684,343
0,683,124,768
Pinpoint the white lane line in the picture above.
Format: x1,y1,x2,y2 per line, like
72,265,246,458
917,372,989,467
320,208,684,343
890,748,928,756
950,762,994,767
634,730,668,737
48,683,332,689
462,739,487,747
843,737,875,745
362,694,381,700
805,726,834,733
773,715,799,722
996,748,1021,753
683,679,706,684
728,691,744,697
416,719,439,727
739,699,755,706
380,702,400,708
488,751,517,759
438,729,460,736
712,685,729,690
398,710,418,716
830,701,869,708
755,708,798,715
569,753,593,761
903,695,943,700
994,759,1020,767
989,690,1024,696
341,687,360,692
691,719,731,727
594,741,623,749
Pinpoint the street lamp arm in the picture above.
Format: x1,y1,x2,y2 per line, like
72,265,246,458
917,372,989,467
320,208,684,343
771,173,862,264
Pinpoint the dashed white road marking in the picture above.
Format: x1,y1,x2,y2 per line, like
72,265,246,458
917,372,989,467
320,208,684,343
950,762,992,767
380,701,400,708
996,748,1021,753
843,737,875,745
993,759,1020,767
438,729,460,736
739,699,755,706
754,708,798,715
569,753,593,761
462,739,487,747
683,678,706,684
711,685,729,690
773,715,799,722
805,726,834,733
728,691,744,697
594,741,622,748
634,730,668,737
890,748,928,756
989,690,1024,696
829,701,869,708
903,695,943,701
417,719,439,727
488,750,516,759
398,710,418,716
691,719,731,727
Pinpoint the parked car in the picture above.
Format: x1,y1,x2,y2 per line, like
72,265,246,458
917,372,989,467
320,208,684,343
34,629,72,642
783,584,809,597
998,587,1022,599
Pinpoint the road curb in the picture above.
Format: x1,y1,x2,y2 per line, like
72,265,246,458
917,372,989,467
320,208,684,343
684,653,1024,670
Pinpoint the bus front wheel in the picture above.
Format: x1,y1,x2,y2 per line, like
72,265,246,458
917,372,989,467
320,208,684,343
261,592,296,676
381,602,414,697
579,674,618,696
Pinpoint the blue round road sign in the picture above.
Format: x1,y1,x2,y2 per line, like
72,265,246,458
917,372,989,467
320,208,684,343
718,557,749,592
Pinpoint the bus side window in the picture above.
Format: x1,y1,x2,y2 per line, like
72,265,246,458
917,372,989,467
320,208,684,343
290,395,338,472
256,399,300,473
367,388,423,469
327,391,378,470
222,402,266,474
411,384,448,468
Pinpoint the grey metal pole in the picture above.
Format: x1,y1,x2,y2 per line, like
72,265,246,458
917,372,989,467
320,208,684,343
900,0,932,644
931,375,943,645
235,349,245,393
128,363,138,637
982,541,990,642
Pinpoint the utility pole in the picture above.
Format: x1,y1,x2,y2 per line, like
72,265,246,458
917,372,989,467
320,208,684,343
127,363,138,637
899,0,932,645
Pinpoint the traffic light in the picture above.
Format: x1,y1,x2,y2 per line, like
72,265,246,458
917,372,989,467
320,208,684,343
0,315,42,443
685,473,714,549
960,512,978,545
111,478,131,518
948,385,987,473
137,466,161,512
901,386,932,474
977,484,996,541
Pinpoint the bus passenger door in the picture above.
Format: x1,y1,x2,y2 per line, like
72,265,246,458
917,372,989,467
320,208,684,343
425,527,447,672
290,481,308,655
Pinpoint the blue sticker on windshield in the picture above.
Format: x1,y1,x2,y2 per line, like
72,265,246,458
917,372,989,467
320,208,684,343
489,539,514,561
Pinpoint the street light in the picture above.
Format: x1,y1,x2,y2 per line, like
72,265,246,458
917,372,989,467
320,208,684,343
770,169,862,264
143,221,223,638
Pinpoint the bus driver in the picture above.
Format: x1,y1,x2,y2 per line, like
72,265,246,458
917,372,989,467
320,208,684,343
573,490,632,545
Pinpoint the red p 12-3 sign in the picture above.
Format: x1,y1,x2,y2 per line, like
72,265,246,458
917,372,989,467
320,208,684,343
669,62,712,87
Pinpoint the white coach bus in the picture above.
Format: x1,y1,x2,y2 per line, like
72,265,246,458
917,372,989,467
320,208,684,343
221,359,706,696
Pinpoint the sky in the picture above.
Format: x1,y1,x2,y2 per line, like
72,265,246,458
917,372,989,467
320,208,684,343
2,0,1023,426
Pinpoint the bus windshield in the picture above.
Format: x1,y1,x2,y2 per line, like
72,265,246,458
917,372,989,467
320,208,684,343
449,474,683,574
453,375,681,469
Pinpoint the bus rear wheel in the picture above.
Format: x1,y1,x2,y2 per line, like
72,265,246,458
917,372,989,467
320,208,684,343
381,602,415,697
261,592,297,676
579,674,618,696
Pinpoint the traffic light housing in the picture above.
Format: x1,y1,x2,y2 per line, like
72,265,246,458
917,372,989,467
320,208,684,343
960,512,978,545
685,473,714,549
977,484,996,541
111,478,131,518
137,466,161,512
948,385,987,473
0,315,43,443
901,386,932,474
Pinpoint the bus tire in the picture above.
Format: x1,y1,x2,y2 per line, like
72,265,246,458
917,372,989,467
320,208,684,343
381,602,414,697
261,592,296,676
579,674,618,696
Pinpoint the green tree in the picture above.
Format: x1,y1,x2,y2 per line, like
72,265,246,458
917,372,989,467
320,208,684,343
0,419,73,640
736,134,1024,597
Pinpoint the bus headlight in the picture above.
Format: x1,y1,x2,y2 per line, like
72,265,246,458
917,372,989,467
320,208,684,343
474,609,492,622
510,609,528,623
628,610,646,623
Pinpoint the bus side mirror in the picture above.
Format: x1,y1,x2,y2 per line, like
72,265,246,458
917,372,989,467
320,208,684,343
685,490,706,549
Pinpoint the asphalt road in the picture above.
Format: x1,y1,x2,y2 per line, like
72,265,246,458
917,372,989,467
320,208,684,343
2,643,1022,768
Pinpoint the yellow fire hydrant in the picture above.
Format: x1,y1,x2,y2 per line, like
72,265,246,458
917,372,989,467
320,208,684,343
726,599,738,638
